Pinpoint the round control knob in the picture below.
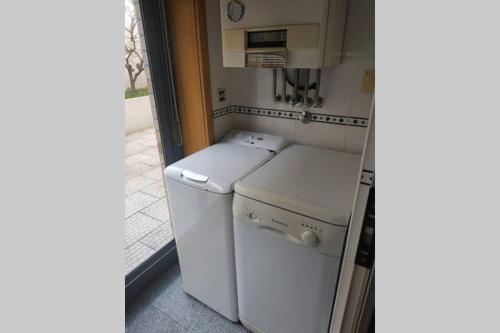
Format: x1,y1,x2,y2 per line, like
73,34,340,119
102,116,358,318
301,230,318,247
248,213,257,220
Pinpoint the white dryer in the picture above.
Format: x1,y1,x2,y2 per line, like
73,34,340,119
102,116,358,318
233,144,361,333
164,131,286,322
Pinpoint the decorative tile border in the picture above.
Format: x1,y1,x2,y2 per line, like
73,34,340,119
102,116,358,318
212,105,369,128
212,106,233,119
233,105,300,120
310,113,369,127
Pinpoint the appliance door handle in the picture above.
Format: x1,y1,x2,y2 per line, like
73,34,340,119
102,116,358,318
258,225,298,243
180,170,209,183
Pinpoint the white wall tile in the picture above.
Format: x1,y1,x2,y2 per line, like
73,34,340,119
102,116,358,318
322,61,358,116
294,122,347,151
230,113,259,132
253,115,296,142
213,114,235,142
345,57,375,119
228,113,294,141
343,126,367,154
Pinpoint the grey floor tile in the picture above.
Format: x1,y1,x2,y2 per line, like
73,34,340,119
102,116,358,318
125,192,159,218
132,264,182,306
141,197,170,222
127,265,248,332
126,303,186,333
140,222,174,250
140,180,167,198
153,285,207,329
187,305,248,333
126,213,162,248
126,176,157,196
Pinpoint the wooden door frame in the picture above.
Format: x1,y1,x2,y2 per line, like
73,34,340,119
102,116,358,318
166,0,214,156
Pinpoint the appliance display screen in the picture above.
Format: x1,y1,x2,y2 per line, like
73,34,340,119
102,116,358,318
247,30,287,48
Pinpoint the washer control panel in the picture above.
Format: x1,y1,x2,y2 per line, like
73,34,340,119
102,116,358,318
233,194,346,257
222,130,287,152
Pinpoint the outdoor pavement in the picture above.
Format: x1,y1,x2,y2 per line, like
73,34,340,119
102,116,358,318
125,127,174,275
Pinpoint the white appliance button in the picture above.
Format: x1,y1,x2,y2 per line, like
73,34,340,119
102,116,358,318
248,213,258,220
301,230,318,247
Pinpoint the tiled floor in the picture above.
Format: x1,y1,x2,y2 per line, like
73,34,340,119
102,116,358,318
126,264,249,333
125,127,174,275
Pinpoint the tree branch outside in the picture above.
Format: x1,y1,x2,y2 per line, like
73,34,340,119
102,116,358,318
125,0,146,97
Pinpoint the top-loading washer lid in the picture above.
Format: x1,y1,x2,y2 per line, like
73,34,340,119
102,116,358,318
235,145,362,226
221,130,287,152
165,142,275,194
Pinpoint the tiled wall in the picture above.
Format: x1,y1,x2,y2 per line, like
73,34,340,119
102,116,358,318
206,0,374,154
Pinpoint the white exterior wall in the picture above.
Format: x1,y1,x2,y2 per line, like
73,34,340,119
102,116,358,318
125,96,154,134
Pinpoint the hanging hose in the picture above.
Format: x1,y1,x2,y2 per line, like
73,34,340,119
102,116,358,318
272,68,282,104
304,69,313,107
313,68,323,108
282,68,288,103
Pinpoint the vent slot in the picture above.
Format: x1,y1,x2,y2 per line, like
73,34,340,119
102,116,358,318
246,51,286,68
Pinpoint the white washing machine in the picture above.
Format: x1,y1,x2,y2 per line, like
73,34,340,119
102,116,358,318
164,131,286,322
233,144,361,333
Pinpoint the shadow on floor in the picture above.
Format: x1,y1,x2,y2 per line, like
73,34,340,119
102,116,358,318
126,264,249,333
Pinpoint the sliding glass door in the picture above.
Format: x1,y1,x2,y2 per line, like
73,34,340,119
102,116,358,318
124,0,184,302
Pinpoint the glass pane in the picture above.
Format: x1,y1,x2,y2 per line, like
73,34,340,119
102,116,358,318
124,0,174,276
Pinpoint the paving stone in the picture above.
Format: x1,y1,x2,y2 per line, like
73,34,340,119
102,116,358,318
125,162,155,180
141,197,170,222
143,147,160,156
125,176,156,196
140,222,174,250
125,192,158,218
143,156,162,167
124,127,172,275
125,242,156,274
142,167,163,181
140,180,166,198
125,153,152,166
126,213,162,248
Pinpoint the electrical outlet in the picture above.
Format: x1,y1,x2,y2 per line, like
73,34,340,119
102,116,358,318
217,88,226,102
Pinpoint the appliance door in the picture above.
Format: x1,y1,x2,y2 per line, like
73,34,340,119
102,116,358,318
166,178,238,321
234,218,341,333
